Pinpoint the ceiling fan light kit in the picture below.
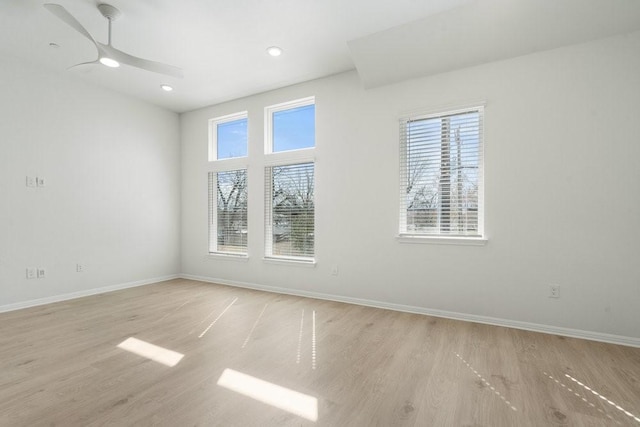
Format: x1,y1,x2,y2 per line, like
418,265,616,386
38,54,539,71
99,57,119,67
43,3,182,78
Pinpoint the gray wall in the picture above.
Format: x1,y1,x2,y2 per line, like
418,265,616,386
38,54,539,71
181,31,640,340
0,56,181,307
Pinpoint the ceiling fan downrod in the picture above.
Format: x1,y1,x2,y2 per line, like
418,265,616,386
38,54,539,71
97,3,120,46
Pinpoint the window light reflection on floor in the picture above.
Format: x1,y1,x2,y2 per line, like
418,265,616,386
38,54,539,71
296,309,305,364
544,371,620,424
565,373,640,424
217,368,318,422
117,337,184,367
454,352,517,411
242,303,268,349
198,297,238,338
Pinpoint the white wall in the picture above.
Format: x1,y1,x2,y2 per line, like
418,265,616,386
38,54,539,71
0,56,181,308
181,31,640,341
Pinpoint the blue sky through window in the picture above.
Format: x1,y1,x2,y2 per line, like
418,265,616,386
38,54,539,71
217,118,248,159
273,104,315,152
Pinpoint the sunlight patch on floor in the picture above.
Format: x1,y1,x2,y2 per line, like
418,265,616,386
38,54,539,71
217,368,318,422
117,337,184,367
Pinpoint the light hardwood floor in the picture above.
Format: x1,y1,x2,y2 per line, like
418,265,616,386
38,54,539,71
0,279,639,426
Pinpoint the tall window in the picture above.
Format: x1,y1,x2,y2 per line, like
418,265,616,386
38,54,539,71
209,170,248,254
208,112,249,255
265,163,314,259
265,97,316,261
399,106,484,238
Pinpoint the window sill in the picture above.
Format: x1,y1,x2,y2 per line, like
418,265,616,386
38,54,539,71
263,256,316,267
207,252,250,261
396,235,488,246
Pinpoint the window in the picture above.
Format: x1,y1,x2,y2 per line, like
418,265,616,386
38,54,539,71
265,163,315,260
208,111,249,256
209,170,248,254
399,106,484,239
265,97,315,153
264,97,316,261
209,112,248,161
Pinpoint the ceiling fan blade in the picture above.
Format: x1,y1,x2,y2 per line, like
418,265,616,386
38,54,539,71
43,3,98,46
67,60,100,71
101,44,184,79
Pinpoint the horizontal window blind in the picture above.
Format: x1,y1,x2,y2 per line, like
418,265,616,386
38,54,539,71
265,162,315,259
209,169,248,254
400,107,483,237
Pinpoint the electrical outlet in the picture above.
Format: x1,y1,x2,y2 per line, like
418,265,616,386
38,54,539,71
76,264,84,273
26,176,36,187
331,265,339,276
26,268,36,279
549,284,560,299
36,177,46,187
37,268,46,279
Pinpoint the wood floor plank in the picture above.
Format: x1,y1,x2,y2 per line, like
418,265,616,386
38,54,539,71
0,278,638,426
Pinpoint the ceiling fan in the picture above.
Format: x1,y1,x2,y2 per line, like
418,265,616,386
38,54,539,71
44,3,183,78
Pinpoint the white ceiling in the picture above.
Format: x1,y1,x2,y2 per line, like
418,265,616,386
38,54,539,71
349,0,640,89
2,0,639,113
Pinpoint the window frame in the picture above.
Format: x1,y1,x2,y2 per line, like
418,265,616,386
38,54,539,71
264,160,316,263
398,105,486,245
264,96,315,154
263,97,317,263
207,111,250,258
208,111,248,162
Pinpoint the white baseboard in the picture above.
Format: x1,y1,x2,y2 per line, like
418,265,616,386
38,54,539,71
181,273,640,348
0,274,179,314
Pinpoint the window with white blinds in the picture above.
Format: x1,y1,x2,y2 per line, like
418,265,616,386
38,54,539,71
400,106,484,238
209,169,248,254
265,162,315,260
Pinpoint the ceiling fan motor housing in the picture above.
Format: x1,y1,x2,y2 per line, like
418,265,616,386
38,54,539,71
97,4,121,21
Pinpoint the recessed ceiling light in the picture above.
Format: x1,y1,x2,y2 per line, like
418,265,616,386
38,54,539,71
160,84,173,92
99,57,120,68
266,46,283,57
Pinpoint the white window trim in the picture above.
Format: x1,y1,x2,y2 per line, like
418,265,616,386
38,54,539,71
206,252,250,261
263,97,317,263
264,149,315,166
399,101,486,123
262,256,316,267
208,111,248,162
207,111,250,256
264,96,315,154
399,104,485,243
208,158,249,173
396,235,487,246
